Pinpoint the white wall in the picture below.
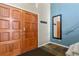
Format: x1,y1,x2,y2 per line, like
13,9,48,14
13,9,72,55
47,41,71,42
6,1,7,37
4,3,50,47
38,3,50,46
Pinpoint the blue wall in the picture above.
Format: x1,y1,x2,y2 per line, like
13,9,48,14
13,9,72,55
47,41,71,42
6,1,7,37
51,3,79,46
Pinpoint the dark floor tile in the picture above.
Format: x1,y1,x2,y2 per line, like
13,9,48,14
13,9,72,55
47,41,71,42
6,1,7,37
19,43,68,56
19,47,54,56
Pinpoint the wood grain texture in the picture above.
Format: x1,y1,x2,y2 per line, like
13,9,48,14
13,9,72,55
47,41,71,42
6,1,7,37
0,3,38,56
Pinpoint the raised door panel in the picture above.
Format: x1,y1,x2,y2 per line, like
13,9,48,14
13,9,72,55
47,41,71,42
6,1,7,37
12,9,21,20
29,32,38,49
12,40,21,55
21,11,30,53
0,4,10,18
0,43,13,56
21,39,29,53
0,4,22,56
12,31,20,40
0,4,38,56
27,13,38,50
0,4,12,56
12,21,20,29
30,23,37,32
11,7,22,30
0,32,10,42
0,19,10,29
0,41,21,56
0,44,6,55
11,7,22,55
25,13,31,23
30,14,38,23
29,14,38,49
31,14,36,23
25,23,30,32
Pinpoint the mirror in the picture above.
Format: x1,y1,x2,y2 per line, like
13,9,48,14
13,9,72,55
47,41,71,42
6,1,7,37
52,15,62,39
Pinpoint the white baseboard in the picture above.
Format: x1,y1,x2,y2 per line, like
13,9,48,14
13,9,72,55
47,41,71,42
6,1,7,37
38,42,50,47
50,42,69,48
38,42,69,48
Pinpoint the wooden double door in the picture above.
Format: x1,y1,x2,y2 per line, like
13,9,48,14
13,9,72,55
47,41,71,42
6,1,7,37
0,4,38,56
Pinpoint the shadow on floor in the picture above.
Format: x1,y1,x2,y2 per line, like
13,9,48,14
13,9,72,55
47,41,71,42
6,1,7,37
19,43,68,56
19,47,55,56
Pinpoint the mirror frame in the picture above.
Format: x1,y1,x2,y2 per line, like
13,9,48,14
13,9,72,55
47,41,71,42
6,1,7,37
52,14,62,39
